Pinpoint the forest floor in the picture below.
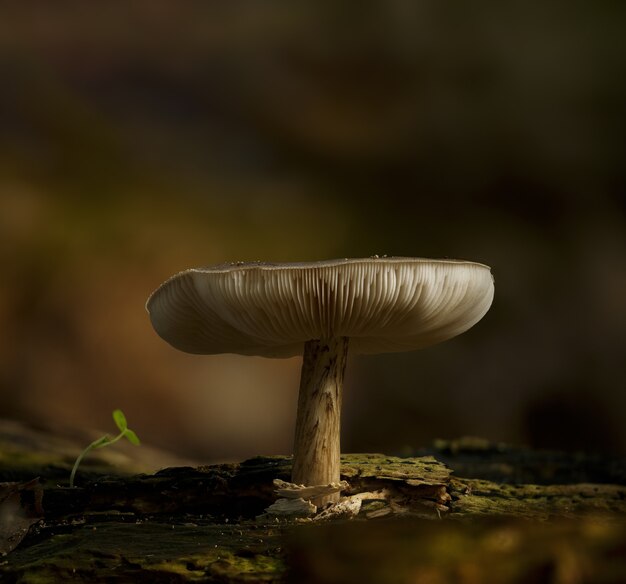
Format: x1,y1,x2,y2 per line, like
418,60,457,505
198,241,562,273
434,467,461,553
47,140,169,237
1,422,625,583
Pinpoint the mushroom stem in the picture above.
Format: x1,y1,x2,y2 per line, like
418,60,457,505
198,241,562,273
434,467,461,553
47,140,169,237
292,337,348,506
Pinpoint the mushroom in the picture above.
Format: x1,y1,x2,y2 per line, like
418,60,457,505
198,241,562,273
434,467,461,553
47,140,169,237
147,257,494,505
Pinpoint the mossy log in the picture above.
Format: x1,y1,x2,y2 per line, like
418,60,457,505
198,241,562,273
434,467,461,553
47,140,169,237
1,423,626,583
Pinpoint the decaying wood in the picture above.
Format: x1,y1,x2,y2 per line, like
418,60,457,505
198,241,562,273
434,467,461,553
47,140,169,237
0,479,43,554
292,337,348,506
310,490,389,521
273,478,349,500
2,420,626,583
268,481,389,521
263,497,317,517
449,478,626,519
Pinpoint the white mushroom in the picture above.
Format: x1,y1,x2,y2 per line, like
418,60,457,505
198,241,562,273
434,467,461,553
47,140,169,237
147,257,494,505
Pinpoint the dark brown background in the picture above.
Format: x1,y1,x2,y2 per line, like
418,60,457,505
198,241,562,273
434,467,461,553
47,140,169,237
1,2,625,461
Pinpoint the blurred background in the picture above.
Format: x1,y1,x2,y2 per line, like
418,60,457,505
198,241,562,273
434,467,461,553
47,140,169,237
1,2,625,463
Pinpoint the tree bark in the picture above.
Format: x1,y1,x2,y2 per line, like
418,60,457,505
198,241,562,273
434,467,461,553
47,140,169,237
292,337,348,506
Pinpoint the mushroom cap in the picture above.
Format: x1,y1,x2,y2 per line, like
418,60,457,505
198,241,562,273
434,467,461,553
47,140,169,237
147,257,494,358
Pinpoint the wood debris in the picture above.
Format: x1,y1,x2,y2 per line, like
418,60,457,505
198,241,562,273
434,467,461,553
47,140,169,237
264,497,317,517
273,478,349,500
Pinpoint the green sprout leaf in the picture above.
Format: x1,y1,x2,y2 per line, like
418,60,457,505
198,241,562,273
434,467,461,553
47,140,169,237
113,409,127,431
124,429,140,446
69,409,141,488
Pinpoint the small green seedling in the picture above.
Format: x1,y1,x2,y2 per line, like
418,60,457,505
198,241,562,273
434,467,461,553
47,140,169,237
69,409,140,488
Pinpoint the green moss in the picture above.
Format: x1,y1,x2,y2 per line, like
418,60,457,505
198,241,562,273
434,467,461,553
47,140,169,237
150,550,284,582
340,453,451,483
450,478,626,518
4,520,286,583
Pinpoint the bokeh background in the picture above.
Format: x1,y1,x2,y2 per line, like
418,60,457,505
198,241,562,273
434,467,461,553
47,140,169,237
1,2,625,463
